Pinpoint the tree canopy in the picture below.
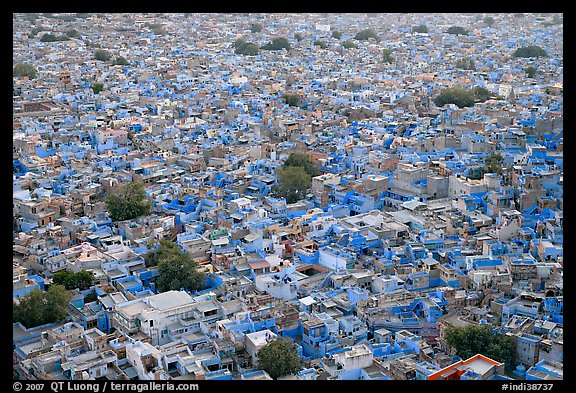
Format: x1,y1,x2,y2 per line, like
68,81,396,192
274,153,319,203
283,152,320,177
524,65,538,78
13,285,70,328
257,337,301,379
40,33,70,42
153,241,206,293
65,29,79,38
314,39,327,49
354,28,378,41
444,324,516,369
382,48,394,64
92,82,104,94
144,239,180,267
455,57,476,71
94,49,111,61
261,37,291,51
331,30,342,39
113,56,130,66
484,152,504,175
513,46,547,58
342,40,358,49
13,62,37,79
234,38,259,56
144,22,168,35
52,270,95,290
412,24,429,33
105,182,151,222
483,16,496,27
276,166,311,204
250,23,263,33
434,86,495,108
281,92,301,107
446,26,469,35
24,13,38,24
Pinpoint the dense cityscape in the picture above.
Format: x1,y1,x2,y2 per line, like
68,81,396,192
12,13,563,382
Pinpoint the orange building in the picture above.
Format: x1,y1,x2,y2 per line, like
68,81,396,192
427,354,505,380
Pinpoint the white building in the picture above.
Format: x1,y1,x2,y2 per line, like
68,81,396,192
319,246,352,271
125,340,163,380
245,329,278,366
113,290,197,346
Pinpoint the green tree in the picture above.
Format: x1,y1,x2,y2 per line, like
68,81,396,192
234,39,259,55
75,270,95,290
144,22,167,35
444,324,516,369
13,285,70,328
314,40,327,49
144,239,180,267
483,16,495,27
484,152,504,175
65,29,79,38
92,82,104,94
434,86,493,108
446,26,469,35
250,23,263,33
382,48,394,64
434,86,476,108
342,39,358,49
354,28,378,41
105,182,151,222
455,57,476,71
331,30,342,39
234,38,246,48
52,270,76,289
13,290,45,328
283,152,320,177
466,166,485,180
40,33,58,42
24,13,38,24
262,37,291,51
44,285,71,324
76,13,90,19
94,49,111,61
13,62,37,79
30,26,44,37
412,24,428,33
513,46,547,58
281,93,301,107
156,250,205,293
524,66,537,78
113,56,130,66
294,33,303,42
471,86,492,102
257,337,301,379
84,290,97,303
53,270,94,290
276,166,311,203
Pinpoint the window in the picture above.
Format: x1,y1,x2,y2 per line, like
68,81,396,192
149,320,154,327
